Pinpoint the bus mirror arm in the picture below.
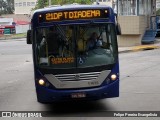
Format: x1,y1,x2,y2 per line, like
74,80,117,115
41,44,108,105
27,30,32,44
114,13,117,18
116,23,121,35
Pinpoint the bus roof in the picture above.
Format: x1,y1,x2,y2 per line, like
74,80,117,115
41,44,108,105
33,4,112,14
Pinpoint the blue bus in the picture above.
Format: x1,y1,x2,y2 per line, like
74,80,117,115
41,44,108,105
27,4,121,103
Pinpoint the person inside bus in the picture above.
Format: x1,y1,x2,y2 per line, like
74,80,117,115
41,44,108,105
46,29,60,57
86,32,99,51
96,39,103,48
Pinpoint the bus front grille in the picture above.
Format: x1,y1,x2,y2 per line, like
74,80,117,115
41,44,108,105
55,72,101,81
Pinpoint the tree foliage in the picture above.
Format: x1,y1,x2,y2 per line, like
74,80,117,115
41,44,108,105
33,0,48,10
34,0,92,10
156,9,160,15
0,0,14,15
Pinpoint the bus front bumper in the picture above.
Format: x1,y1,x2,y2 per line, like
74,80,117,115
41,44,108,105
36,80,119,103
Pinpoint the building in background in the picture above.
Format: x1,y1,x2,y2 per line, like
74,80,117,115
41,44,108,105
14,0,37,33
0,0,36,35
157,0,160,10
93,0,157,46
117,0,156,46
0,18,15,35
92,0,157,46
93,0,117,13
14,0,37,15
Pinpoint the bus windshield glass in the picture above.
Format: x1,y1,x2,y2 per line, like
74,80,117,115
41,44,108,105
35,23,118,68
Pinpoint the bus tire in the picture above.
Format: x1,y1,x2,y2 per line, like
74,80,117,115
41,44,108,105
37,99,49,104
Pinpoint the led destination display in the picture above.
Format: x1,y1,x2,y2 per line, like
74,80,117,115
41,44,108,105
38,9,109,22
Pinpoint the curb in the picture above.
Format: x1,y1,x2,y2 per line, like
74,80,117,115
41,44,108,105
0,37,26,41
132,45,160,52
119,45,160,53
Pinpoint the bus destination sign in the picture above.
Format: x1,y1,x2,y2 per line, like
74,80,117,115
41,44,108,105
39,9,109,22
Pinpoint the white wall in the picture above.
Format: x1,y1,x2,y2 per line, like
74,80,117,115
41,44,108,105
15,25,29,34
0,18,13,25
157,2,160,10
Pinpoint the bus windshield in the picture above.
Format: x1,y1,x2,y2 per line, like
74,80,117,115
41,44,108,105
35,23,118,69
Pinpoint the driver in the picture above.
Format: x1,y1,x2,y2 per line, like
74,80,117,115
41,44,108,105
86,32,98,51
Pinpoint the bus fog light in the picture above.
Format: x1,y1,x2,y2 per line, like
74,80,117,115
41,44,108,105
38,79,45,86
111,74,117,81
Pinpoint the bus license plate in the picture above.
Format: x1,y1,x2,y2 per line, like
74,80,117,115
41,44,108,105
71,93,86,98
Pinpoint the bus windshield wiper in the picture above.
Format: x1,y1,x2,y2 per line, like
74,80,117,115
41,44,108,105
55,24,68,41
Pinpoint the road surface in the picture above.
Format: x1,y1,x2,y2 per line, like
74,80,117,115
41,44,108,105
0,38,160,119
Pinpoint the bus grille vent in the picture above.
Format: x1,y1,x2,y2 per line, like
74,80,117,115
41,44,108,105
55,72,101,81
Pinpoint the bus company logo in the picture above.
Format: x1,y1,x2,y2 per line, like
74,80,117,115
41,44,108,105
75,74,80,80
2,112,11,117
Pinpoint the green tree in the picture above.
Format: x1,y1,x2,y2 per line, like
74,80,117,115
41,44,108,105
33,0,92,10
5,0,14,14
0,0,6,15
0,0,14,15
34,0,48,10
51,0,92,5
157,9,160,15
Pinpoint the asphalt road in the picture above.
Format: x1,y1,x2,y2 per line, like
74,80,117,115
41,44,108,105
0,38,160,119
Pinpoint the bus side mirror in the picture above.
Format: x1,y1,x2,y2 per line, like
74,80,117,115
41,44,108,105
114,13,121,35
27,30,32,44
116,23,121,35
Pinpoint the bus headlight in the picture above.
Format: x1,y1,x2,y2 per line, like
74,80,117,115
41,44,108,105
38,79,45,86
111,74,117,81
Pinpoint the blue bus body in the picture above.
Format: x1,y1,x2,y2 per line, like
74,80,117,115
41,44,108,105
29,4,119,103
